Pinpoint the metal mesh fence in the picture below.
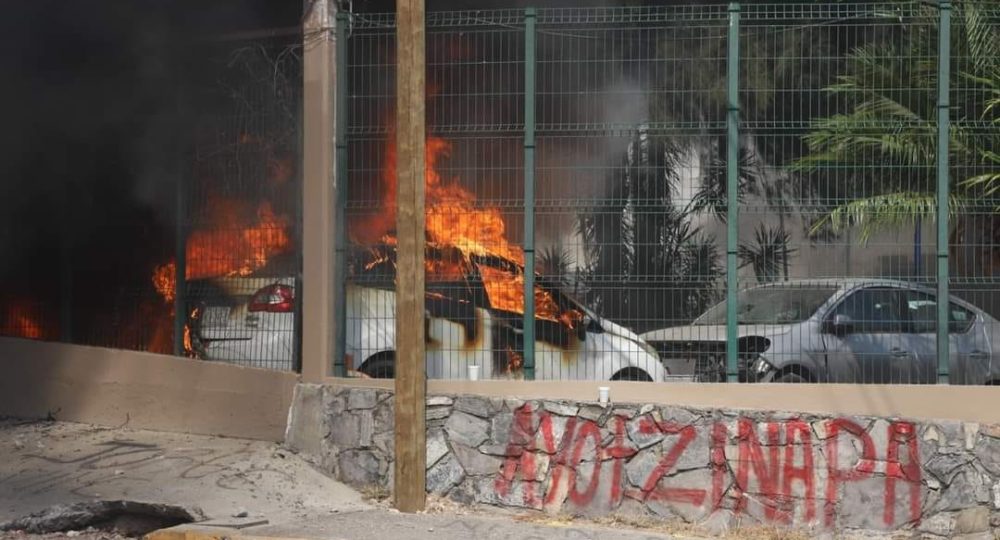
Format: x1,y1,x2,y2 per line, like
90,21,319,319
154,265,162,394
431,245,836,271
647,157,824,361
180,36,303,372
0,35,303,372
341,2,1000,385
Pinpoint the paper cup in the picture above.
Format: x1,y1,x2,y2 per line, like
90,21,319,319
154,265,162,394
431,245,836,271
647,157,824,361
598,386,610,406
468,365,481,381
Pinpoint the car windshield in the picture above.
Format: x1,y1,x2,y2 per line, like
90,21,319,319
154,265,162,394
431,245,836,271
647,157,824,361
695,286,838,325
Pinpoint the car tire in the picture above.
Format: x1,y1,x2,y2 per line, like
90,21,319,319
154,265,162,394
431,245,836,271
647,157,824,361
611,368,653,382
360,352,395,379
774,372,807,384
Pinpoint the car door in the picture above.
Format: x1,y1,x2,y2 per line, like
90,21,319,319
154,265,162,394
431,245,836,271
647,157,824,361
822,287,910,384
898,289,990,385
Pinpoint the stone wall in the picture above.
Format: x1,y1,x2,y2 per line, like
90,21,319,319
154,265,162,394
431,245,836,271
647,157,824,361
290,384,1000,538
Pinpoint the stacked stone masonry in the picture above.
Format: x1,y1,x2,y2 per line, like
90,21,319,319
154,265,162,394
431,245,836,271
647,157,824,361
300,385,1000,538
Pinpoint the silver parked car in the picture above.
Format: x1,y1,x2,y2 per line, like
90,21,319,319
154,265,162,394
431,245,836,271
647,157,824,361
641,279,1000,384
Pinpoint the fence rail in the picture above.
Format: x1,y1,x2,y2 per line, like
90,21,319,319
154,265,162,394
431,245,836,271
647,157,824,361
339,2,1000,386
3,2,999,387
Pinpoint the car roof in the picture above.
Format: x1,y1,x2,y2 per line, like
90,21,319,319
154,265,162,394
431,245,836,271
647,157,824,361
746,278,987,315
746,278,930,291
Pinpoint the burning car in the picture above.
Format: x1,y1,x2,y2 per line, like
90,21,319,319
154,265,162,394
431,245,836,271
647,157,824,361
186,243,667,381
640,279,1000,384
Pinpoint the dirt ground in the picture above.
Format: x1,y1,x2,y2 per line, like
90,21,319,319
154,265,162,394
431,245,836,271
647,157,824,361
0,418,366,524
0,531,135,540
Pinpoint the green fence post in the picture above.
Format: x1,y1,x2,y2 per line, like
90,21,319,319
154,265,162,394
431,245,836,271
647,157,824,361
523,7,536,381
333,11,349,377
936,0,951,384
725,2,740,383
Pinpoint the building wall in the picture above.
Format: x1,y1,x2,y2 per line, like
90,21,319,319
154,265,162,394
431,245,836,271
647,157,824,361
291,384,1000,536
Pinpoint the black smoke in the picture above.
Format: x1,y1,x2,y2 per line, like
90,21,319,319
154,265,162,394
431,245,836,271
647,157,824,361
0,1,298,343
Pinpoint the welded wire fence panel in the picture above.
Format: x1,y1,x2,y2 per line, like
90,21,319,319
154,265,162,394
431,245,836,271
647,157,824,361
339,3,1000,385
536,8,728,382
947,2,1000,385
0,35,303,372
730,2,998,386
344,14,397,377
182,36,303,372
738,3,943,385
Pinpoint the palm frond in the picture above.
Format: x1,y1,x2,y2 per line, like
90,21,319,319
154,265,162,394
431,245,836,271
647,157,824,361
687,144,763,221
808,192,966,243
538,245,574,285
962,1,1000,79
737,225,797,284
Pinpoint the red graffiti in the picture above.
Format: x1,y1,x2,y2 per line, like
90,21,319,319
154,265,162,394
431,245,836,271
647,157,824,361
710,421,728,509
824,418,876,527
605,414,635,506
625,417,706,505
543,416,580,507
734,419,783,520
495,403,543,506
884,421,921,527
491,407,921,529
782,420,815,523
567,421,602,505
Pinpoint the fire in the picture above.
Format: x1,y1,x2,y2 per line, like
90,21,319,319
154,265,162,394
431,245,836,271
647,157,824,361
1,299,48,340
350,128,586,330
423,137,523,264
183,307,197,356
478,266,562,323
153,200,292,302
352,134,522,265
16,316,41,339
144,124,296,356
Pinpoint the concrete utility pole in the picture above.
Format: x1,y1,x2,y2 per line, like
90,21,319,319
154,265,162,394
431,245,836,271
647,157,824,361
394,0,427,513
301,0,338,383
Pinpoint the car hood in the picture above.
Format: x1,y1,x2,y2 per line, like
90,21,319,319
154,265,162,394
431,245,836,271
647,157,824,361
598,317,645,343
640,324,794,342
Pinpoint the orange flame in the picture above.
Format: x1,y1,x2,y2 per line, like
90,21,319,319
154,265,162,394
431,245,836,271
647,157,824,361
351,134,522,265
351,128,585,328
153,200,291,302
2,300,46,340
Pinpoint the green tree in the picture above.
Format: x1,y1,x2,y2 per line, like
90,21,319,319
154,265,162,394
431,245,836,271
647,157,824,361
790,2,1000,249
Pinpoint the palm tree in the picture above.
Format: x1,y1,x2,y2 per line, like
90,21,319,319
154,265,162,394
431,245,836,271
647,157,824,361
576,125,725,331
790,1,1000,258
738,224,797,284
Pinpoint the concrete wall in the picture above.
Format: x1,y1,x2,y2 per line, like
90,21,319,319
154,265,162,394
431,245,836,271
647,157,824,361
290,383,1000,537
326,377,1000,425
0,337,297,441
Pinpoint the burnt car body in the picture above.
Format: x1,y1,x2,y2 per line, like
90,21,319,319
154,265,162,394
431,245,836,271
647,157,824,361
186,244,667,381
641,279,1000,384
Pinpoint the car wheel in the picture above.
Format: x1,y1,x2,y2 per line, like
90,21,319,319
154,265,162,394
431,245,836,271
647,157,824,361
774,372,807,383
611,368,653,382
360,352,395,379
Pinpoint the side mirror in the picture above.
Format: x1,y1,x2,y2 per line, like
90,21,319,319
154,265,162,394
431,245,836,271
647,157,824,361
825,314,854,335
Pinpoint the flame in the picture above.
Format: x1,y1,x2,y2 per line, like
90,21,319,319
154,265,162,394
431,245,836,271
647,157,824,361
478,266,562,322
150,177,293,355
183,307,197,356
153,200,292,302
352,134,522,264
350,127,586,333
1,300,46,340
16,316,41,339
